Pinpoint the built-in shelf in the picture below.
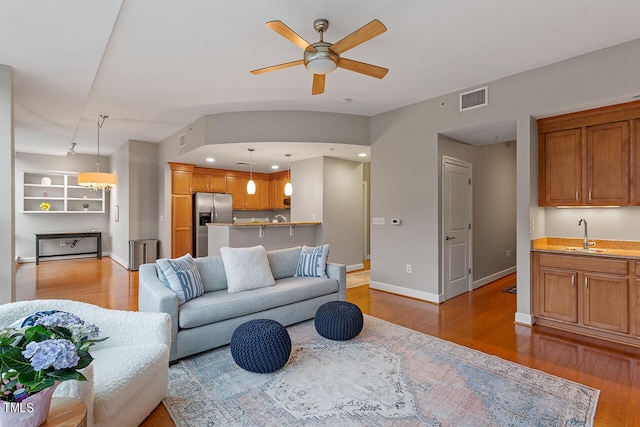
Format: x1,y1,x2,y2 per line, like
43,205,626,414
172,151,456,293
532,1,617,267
22,170,106,213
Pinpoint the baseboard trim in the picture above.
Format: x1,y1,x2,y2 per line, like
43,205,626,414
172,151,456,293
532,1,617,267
515,312,535,326
473,266,517,289
109,253,129,270
369,280,442,304
346,263,365,273
18,252,113,264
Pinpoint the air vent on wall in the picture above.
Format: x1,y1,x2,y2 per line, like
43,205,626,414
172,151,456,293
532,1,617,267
459,86,488,112
179,133,186,148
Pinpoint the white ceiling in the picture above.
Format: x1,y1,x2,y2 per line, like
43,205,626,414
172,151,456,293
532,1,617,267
4,0,640,171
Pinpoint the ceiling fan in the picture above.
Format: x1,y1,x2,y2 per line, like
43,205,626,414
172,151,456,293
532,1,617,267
251,18,388,95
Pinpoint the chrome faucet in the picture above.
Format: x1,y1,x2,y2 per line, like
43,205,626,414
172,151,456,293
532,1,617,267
578,218,596,250
274,214,287,223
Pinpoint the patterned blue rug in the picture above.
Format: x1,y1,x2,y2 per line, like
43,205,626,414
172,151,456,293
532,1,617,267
164,315,598,426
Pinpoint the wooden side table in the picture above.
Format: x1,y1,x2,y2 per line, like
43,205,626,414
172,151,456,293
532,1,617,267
42,398,87,427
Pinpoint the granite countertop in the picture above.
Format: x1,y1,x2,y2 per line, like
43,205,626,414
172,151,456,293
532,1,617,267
532,237,640,260
207,221,321,227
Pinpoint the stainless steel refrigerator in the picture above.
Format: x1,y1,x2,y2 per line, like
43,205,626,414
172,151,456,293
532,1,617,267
193,192,233,257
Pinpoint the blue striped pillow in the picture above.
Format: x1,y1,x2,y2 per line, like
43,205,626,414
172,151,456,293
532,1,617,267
295,244,330,278
156,253,204,304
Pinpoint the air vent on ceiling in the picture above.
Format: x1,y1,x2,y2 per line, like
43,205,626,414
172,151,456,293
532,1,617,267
459,86,488,112
179,133,186,148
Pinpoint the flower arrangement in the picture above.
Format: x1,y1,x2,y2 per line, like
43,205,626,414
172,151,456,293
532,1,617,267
0,311,106,402
39,202,50,211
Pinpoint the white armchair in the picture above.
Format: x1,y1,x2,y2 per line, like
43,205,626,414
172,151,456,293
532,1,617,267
0,299,171,427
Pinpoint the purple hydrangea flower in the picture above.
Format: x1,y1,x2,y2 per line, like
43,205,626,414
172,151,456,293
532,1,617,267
22,339,79,371
34,312,100,341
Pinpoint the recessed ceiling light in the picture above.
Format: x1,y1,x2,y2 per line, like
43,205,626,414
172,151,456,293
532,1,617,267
205,157,215,162
358,153,367,157
272,165,280,170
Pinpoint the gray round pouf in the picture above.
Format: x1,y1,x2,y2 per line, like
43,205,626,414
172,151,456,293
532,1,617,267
230,319,291,373
314,301,363,341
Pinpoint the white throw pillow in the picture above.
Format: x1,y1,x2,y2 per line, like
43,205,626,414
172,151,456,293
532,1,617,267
220,245,276,293
295,244,330,278
156,253,205,304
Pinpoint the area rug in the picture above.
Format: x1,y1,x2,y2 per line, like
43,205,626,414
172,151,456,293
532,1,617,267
346,270,369,288
164,316,599,427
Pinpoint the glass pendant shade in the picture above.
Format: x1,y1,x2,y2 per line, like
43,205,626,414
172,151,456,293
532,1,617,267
284,181,292,196
284,154,292,196
247,179,256,195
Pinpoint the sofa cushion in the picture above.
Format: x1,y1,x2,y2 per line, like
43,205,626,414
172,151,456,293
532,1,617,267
266,246,302,279
194,255,228,292
156,254,204,304
220,245,276,293
295,244,330,278
178,276,339,329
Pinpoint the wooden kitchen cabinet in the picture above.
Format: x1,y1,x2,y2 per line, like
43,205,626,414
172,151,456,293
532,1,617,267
538,101,638,207
225,175,270,210
169,163,194,257
270,170,290,210
532,252,632,343
192,168,226,193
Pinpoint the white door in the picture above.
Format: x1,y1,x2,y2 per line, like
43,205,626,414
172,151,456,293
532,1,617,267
442,156,472,300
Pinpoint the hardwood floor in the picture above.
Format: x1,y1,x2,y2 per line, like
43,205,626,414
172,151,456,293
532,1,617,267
14,258,640,426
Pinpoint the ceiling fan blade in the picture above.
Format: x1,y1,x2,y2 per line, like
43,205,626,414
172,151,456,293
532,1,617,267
250,59,304,75
312,74,325,95
265,21,316,51
338,58,388,79
330,19,387,55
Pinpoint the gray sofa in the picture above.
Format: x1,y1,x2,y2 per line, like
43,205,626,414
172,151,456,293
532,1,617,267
138,246,346,361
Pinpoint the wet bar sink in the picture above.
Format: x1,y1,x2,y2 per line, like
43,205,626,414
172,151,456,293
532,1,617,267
564,247,606,254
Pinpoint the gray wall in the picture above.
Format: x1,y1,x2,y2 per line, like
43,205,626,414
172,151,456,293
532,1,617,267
110,140,160,266
14,152,112,260
0,65,14,303
438,136,517,287
370,37,640,322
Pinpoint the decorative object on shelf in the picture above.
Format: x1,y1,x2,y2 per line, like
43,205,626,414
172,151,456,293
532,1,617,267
40,177,51,186
284,154,293,196
0,311,106,427
39,202,50,211
246,148,256,195
78,114,117,192
42,191,47,197
83,203,89,212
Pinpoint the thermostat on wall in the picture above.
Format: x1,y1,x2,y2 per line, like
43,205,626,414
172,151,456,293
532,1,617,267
391,218,401,225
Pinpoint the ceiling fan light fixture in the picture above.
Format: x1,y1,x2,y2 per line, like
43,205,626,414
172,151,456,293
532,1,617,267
306,57,338,74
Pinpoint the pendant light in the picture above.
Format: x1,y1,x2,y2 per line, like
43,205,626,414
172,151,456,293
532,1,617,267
284,154,293,196
78,115,117,191
246,148,256,195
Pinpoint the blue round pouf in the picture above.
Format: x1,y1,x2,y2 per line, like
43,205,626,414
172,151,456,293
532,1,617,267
315,301,363,341
230,319,291,373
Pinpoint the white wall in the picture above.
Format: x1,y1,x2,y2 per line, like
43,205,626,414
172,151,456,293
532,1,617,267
0,64,15,303
14,153,111,260
371,38,640,322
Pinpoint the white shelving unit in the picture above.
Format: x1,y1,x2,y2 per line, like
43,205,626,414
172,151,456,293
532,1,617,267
23,170,105,213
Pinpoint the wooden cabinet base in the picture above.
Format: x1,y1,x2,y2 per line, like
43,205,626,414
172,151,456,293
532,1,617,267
535,317,640,348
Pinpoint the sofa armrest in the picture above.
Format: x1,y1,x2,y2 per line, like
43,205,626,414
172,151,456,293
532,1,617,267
326,262,347,301
138,263,180,360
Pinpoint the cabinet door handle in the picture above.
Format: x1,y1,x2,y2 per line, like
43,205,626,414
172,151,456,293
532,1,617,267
576,191,579,201
571,275,575,287
584,277,588,289
589,190,592,200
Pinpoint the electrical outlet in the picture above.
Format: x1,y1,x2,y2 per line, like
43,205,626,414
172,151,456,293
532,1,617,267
506,250,511,258
406,264,412,274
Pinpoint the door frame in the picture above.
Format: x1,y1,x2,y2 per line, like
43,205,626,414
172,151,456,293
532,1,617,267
441,155,473,300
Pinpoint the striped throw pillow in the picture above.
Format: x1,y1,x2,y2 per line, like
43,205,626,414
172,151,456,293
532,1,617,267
156,253,204,304
295,244,330,278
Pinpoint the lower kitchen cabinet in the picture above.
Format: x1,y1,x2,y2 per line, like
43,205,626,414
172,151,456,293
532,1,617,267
532,252,634,344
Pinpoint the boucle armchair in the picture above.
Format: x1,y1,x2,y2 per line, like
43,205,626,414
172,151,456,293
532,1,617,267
0,299,171,427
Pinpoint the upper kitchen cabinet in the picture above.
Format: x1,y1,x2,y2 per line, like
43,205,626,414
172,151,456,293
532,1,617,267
635,120,640,205
538,101,639,207
226,174,270,210
270,170,291,210
192,167,226,193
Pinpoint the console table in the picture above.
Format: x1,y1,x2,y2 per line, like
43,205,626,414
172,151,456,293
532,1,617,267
35,231,102,265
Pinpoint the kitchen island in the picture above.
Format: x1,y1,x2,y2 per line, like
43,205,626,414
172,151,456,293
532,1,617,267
207,222,321,255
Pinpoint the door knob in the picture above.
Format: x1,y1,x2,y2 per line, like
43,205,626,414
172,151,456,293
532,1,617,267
445,236,455,241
